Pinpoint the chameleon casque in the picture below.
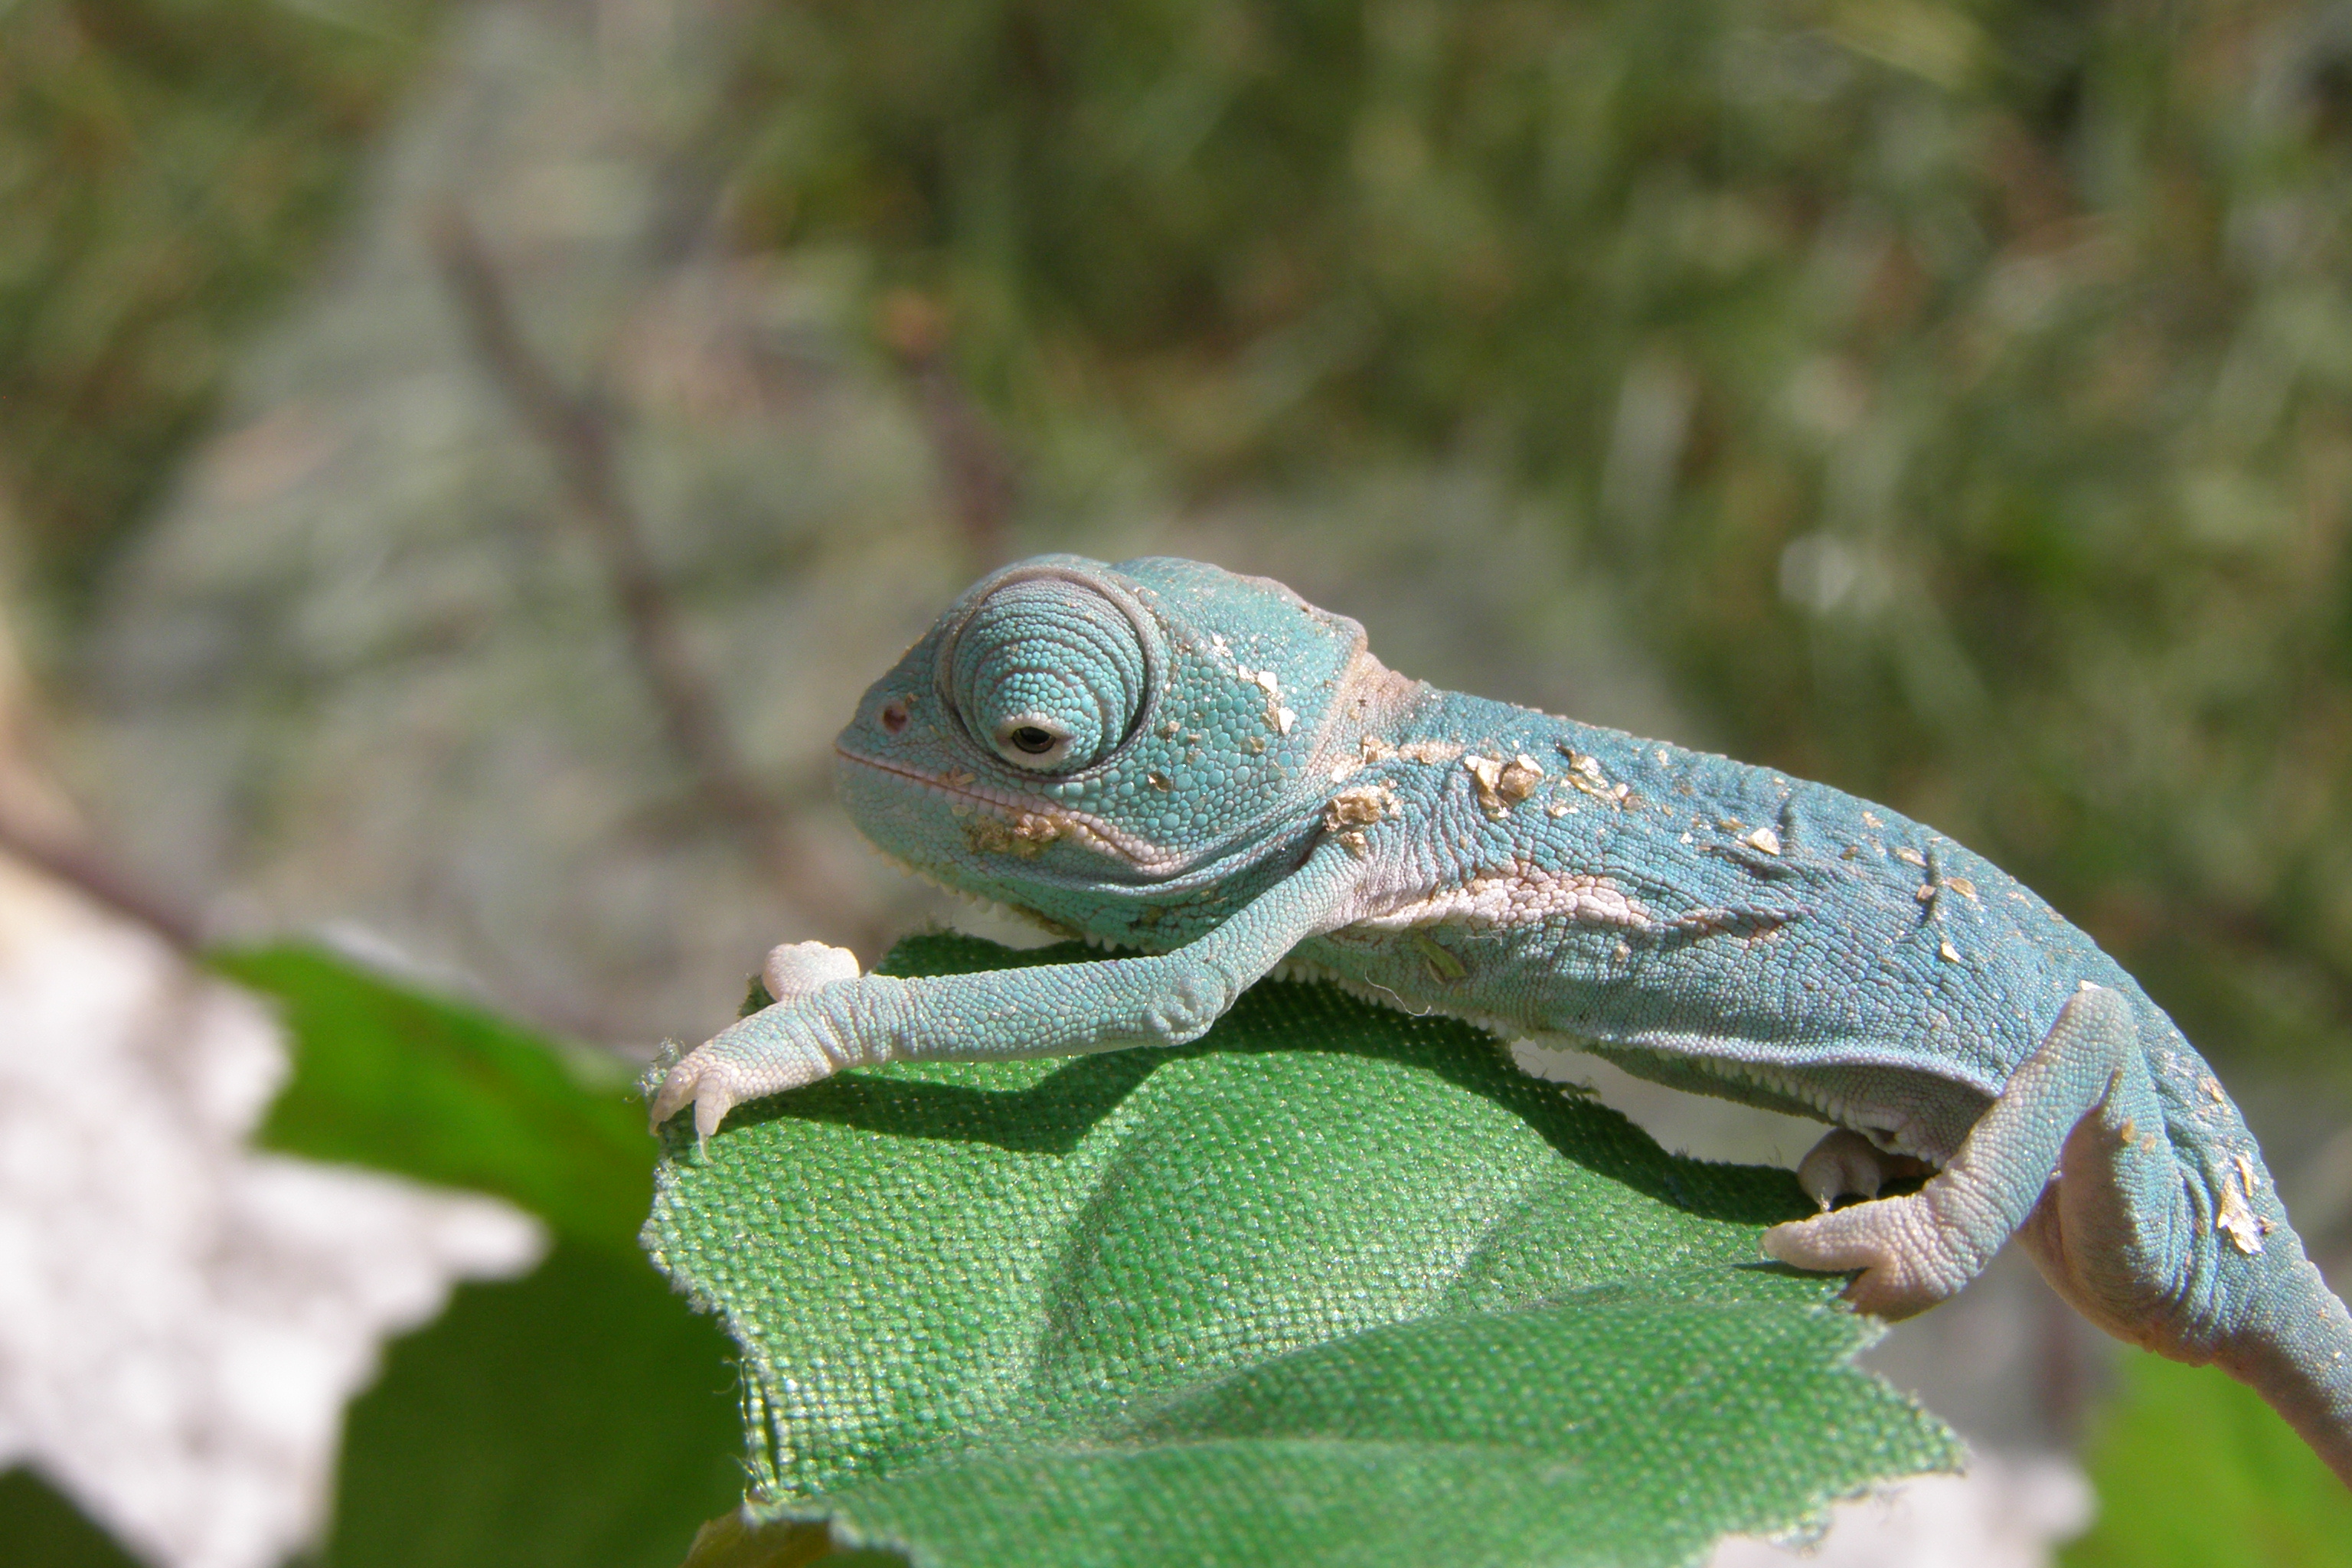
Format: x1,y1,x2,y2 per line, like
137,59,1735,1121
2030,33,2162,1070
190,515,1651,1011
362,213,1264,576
652,554,2352,1482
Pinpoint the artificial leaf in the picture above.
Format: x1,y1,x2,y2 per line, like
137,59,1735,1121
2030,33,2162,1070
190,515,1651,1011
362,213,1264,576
649,934,1958,1567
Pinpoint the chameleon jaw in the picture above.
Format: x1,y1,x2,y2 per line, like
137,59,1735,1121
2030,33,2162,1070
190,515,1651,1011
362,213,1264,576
833,744,1188,874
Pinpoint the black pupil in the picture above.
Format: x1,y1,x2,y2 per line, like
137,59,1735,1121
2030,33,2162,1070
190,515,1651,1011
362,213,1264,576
1011,727,1057,754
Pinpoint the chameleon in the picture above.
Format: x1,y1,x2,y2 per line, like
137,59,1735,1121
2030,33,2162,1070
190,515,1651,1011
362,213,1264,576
651,553,2352,1484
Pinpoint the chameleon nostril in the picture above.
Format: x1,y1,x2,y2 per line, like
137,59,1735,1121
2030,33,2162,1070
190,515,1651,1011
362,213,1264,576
880,700,910,734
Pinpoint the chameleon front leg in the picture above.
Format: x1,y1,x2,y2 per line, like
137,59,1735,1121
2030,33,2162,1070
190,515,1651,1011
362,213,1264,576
649,841,1368,1142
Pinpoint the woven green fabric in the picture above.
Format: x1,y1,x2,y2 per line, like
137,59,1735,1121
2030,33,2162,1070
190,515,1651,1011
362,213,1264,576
646,934,1958,1567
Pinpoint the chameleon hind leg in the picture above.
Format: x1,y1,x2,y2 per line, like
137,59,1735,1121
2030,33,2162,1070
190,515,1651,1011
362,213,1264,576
2014,1056,2352,1487
1762,982,2148,1319
1767,980,2352,1485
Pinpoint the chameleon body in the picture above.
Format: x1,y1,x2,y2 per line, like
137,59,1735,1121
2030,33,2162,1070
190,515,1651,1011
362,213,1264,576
652,554,2352,1482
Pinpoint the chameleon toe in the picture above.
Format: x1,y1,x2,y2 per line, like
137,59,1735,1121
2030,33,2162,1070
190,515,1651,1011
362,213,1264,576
692,1075,738,1145
648,1057,705,1132
1795,1128,1889,1210
1762,1194,1977,1320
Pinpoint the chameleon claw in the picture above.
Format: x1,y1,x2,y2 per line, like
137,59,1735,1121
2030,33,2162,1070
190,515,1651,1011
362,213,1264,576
648,1048,751,1142
693,1074,737,1148
648,1055,703,1133
648,1049,750,1145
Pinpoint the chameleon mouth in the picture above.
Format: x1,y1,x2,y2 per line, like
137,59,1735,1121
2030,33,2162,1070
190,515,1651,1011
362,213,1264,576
833,743,1187,874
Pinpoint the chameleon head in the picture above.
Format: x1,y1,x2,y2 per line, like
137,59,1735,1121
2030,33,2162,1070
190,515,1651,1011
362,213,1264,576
834,554,1414,916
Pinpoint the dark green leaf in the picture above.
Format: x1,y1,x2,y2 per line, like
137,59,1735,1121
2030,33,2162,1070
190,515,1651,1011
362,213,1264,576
322,1240,744,1568
217,942,652,1255
0,1468,146,1568
217,943,741,1566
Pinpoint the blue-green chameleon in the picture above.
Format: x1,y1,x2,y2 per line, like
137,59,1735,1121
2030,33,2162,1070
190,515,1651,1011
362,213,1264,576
651,554,2352,1482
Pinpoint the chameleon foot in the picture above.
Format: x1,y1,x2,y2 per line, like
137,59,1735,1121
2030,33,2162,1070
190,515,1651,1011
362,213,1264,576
1795,1129,1881,1210
1795,1128,1931,1210
650,1018,841,1143
649,946,867,1142
1762,1190,1981,1318
1766,984,2136,1321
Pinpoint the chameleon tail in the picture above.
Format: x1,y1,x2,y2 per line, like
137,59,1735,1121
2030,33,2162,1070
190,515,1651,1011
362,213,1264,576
2207,1247,2352,1487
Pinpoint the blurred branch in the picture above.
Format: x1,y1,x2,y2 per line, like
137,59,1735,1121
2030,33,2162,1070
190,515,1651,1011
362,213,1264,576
0,799,200,952
877,291,1017,573
426,204,888,955
425,203,783,842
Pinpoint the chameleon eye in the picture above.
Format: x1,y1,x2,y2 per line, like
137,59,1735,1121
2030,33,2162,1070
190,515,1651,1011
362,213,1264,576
988,715,1076,769
948,577,1148,773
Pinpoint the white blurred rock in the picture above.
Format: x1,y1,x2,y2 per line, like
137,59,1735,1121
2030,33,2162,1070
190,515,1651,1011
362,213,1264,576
0,859,544,1568
1708,1450,2094,1568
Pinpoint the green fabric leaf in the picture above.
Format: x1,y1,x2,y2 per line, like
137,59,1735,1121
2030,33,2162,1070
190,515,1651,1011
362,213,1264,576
648,934,1960,1567
2063,1349,2352,1568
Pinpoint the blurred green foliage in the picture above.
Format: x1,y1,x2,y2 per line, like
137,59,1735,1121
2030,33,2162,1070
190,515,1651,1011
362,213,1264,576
323,1240,746,1568
0,0,448,612
716,0,2352,1080
2064,1348,2352,1566
222,943,658,1258
225,946,743,1568
0,1468,145,1568
8,0,2350,1076
6,945,741,1568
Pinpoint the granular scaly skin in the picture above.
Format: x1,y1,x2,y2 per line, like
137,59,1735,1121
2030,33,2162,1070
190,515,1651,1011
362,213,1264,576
652,554,2352,1484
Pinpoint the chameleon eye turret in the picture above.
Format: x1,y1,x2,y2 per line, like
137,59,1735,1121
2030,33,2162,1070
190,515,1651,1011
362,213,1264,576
944,571,1154,774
